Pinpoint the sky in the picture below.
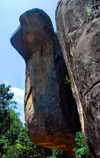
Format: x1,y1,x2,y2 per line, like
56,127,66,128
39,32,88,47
0,0,58,123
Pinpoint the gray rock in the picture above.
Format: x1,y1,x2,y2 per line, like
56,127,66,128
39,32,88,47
56,0,100,157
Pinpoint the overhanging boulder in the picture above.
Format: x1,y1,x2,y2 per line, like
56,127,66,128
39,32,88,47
10,8,80,156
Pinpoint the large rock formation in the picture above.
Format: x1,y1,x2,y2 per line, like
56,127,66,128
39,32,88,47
56,0,100,157
10,8,80,156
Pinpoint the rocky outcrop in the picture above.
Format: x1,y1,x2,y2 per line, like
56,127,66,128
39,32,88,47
56,0,100,157
10,8,80,156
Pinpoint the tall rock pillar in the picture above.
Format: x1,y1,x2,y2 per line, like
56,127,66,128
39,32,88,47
10,8,80,157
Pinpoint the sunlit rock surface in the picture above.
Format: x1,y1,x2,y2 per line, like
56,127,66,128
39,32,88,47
56,0,100,157
10,8,80,156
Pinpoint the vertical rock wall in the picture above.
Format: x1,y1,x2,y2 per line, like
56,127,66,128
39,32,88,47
56,0,100,157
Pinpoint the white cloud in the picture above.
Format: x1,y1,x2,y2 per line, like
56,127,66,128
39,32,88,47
11,87,25,104
19,112,25,123
19,115,25,123
11,87,25,123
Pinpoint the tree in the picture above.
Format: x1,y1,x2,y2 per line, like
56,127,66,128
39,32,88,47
0,84,66,158
0,84,17,136
0,84,22,156
0,84,14,105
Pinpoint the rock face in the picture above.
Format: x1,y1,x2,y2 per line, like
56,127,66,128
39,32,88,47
10,8,80,155
56,0,100,157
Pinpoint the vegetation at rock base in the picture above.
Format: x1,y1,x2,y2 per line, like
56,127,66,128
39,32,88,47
74,131,90,158
0,83,65,158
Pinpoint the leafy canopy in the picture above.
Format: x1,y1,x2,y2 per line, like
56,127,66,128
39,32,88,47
0,84,66,158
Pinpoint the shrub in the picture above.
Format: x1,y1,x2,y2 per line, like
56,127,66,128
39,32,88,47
74,131,90,158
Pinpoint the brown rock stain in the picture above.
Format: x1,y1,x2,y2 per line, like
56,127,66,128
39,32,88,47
69,35,75,60
26,32,35,41
74,84,84,134
25,93,34,125
29,132,76,151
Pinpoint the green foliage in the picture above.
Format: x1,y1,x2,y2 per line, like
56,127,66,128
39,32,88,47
0,84,14,106
65,75,71,84
0,83,65,158
74,131,90,158
0,84,23,157
0,84,17,136
83,10,93,20
46,149,64,158
83,10,90,15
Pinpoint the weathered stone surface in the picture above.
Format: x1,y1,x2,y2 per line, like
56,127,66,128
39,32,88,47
56,0,100,157
10,8,80,154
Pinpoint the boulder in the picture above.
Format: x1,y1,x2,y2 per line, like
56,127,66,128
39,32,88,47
10,8,80,156
56,0,100,157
